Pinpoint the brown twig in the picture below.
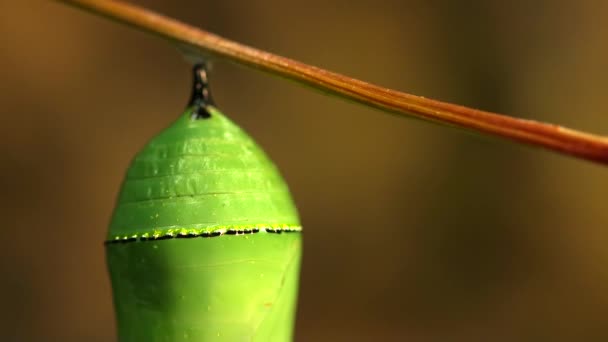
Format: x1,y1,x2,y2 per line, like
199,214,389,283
56,0,608,165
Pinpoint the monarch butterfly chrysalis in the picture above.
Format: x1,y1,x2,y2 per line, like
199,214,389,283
105,64,302,341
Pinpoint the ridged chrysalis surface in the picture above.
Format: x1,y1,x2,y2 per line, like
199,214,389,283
106,65,302,341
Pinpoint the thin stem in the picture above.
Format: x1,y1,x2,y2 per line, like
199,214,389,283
57,0,608,165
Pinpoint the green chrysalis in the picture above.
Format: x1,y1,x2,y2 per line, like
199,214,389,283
106,64,302,341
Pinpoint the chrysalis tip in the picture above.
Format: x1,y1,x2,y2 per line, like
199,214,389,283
188,63,215,119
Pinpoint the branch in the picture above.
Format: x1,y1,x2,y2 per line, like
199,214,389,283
56,0,608,165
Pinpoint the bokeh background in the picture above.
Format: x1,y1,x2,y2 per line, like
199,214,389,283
1,0,608,341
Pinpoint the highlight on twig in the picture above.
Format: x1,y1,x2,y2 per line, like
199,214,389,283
56,0,608,165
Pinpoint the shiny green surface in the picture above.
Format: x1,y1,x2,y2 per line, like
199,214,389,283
109,106,300,241
107,107,301,341
107,233,301,341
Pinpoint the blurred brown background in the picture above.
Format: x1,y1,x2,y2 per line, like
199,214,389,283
1,0,608,341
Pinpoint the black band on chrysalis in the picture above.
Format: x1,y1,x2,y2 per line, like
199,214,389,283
188,63,215,119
